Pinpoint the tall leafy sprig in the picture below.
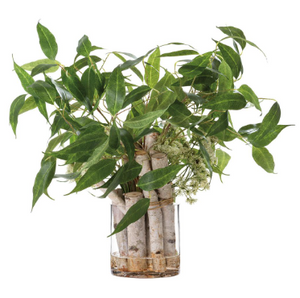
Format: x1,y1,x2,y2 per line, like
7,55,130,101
10,23,291,211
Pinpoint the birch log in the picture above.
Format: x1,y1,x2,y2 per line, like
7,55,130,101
151,152,179,268
94,181,126,214
124,192,148,272
112,203,128,271
135,150,166,272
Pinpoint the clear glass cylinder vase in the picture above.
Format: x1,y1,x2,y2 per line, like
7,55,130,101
110,203,180,278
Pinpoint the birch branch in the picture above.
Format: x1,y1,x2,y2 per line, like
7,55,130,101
94,181,126,214
151,152,179,268
124,191,148,272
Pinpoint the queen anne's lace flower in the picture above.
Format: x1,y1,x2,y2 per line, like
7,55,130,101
154,128,217,204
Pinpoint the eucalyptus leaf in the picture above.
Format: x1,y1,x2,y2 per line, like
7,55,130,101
106,66,126,115
68,159,116,194
9,94,26,136
120,160,142,184
124,110,166,129
27,80,56,104
252,146,275,173
77,35,92,57
217,26,247,49
108,198,150,237
145,47,160,88
247,102,285,147
31,63,59,77
13,61,35,92
109,121,120,150
119,128,135,161
32,157,56,210
37,22,58,60
238,84,261,111
217,42,242,79
123,85,151,109
207,111,229,136
81,67,96,100
160,49,198,57
214,148,231,181
203,92,246,110
137,165,185,191
19,96,37,114
178,52,212,78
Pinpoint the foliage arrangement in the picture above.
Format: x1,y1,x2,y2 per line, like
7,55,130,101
9,23,291,275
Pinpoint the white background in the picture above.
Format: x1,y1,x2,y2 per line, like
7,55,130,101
1,1,300,297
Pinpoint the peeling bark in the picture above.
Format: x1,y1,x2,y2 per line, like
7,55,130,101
112,203,128,271
135,150,166,272
95,181,126,214
124,192,147,272
151,152,179,268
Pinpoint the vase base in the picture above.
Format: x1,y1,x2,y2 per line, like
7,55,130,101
111,253,180,278
111,268,179,278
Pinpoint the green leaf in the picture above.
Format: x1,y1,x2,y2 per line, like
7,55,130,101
82,137,109,169
108,198,150,237
51,79,73,102
27,80,56,104
218,42,242,78
137,164,184,191
77,35,92,57
32,157,56,210
62,70,92,111
120,160,142,184
37,22,58,60
106,66,126,115
238,84,261,111
119,128,135,161
186,93,206,105
33,96,48,121
203,92,246,110
145,47,161,88
31,64,59,77
81,67,96,100
167,100,192,128
252,146,275,173
124,110,165,129
238,123,261,137
68,159,116,194
52,131,107,163
22,59,58,71
73,56,101,72
146,71,179,112
214,148,231,181
218,60,233,92
217,26,247,49
123,85,151,109
198,140,213,177
178,52,212,78
99,166,125,198
247,102,287,147
9,94,26,136
109,121,120,150
13,61,35,92
160,49,198,57
207,111,229,136
19,96,37,114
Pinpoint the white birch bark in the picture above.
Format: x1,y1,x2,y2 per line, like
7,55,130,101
94,181,126,214
124,192,148,272
144,132,159,156
135,150,166,272
151,152,179,268
112,203,128,271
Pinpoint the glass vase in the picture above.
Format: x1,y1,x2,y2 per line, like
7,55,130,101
110,203,180,278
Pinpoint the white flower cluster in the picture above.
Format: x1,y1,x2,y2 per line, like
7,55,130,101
154,129,217,204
